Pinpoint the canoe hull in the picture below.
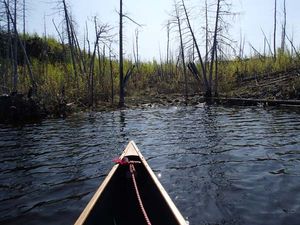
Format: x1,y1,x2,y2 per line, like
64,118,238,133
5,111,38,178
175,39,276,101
75,141,187,225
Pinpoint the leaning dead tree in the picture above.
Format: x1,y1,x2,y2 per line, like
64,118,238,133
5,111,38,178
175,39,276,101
180,0,209,95
173,2,188,103
62,0,78,87
182,0,233,97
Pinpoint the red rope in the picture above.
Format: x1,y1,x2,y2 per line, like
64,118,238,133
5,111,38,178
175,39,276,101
114,157,152,225
129,163,152,225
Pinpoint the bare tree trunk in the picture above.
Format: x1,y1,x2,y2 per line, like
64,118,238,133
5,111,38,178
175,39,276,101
101,46,106,79
53,19,69,83
204,0,209,73
22,0,26,78
286,34,300,60
159,45,164,78
69,18,86,77
181,0,209,95
62,0,78,88
273,0,277,60
4,0,37,93
192,37,195,61
88,45,96,108
261,29,273,56
119,0,125,107
135,28,139,69
166,20,170,65
23,0,25,37
88,17,102,108
12,0,18,92
109,45,114,104
214,43,218,96
281,0,286,52
97,43,101,88
289,33,294,56
175,7,188,104
239,31,245,58
85,21,90,69
5,0,11,92
43,14,48,78
132,38,137,67
208,0,221,95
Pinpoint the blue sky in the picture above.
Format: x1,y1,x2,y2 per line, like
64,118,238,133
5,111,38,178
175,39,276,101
25,0,300,61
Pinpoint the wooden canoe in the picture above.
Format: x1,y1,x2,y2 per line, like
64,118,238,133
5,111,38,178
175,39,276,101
75,141,187,225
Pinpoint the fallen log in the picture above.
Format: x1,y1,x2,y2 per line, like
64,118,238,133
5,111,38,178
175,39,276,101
212,97,300,107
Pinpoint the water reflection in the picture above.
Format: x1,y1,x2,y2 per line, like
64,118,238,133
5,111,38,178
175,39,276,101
119,110,129,143
0,106,300,225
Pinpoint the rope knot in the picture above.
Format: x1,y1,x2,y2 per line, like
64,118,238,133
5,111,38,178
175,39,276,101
113,157,141,165
113,157,129,165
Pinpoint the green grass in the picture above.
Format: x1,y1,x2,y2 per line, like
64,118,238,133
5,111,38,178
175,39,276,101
0,31,299,109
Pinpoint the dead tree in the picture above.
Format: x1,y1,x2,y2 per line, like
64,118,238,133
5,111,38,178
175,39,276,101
69,16,86,77
281,0,286,52
261,28,273,56
119,0,125,107
22,0,25,37
12,0,17,92
214,43,219,96
109,44,114,104
118,0,140,107
4,0,12,92
22,0,26,77
88,18,110,107
52,19,69,82
4,0,37,93
175,4,188,103
101,45,106,79
85,21,91,69
181,0,210,96
238,31,245,59
43,15,48,78
286,34,300,60
166,20,170,65
62,0,78,88
208,0,221,94
96,43,101,87
134,28,140,69
204,0,209,73
273,0,277,60
184,0,233,97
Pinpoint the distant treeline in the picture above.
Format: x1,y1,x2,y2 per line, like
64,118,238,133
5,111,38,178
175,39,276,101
0,31,65,64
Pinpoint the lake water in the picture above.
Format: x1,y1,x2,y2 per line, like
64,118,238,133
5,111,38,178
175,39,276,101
0,105,300,225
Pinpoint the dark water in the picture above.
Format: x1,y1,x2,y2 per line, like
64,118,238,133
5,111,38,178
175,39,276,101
0,106,300,225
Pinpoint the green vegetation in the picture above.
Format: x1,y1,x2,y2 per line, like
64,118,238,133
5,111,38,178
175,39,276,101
0,30,299,115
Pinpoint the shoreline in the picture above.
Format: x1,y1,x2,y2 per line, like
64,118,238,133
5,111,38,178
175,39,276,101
1,83,299,124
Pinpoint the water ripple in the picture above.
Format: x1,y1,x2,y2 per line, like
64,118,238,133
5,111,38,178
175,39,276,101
0,106,300,224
